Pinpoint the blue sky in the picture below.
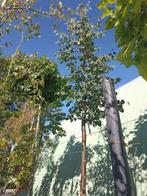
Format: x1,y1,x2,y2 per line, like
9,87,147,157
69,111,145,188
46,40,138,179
2,0,139,88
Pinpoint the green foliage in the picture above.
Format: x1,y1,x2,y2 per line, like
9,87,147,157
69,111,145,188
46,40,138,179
0,0,40,41
0,53,67,192
98,0,147,80
0,1,67,192
58,5,113,127
6,51,65,104
0,0,64,46
0,56,15,127
8,131,34,190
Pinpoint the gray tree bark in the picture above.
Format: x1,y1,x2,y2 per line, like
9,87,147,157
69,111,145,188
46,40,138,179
102,77,135,196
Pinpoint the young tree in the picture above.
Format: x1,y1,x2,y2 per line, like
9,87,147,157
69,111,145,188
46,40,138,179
98,0,147,80
57,5,113,195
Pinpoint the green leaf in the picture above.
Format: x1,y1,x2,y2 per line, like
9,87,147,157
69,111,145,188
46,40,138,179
143,24,147,39
105,18,115,29
101,8,113,19
98,0,114,9
97,1,106,9
40,55,47,61
117,51,132,67
137,55,147,80
133,0,142,14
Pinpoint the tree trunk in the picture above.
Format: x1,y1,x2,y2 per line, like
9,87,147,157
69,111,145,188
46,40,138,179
29,105,41,196
102,77,135,196
80,119,87,196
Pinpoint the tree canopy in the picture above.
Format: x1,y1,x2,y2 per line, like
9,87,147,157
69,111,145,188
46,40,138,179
57,5,115,194
0,1,132,195
57,5,114,127
0,53,66,194
98,0,147,80
0,0,63,47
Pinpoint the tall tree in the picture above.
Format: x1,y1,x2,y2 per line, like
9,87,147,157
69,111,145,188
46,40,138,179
102,77,135,196
98,0,147,80
57,5,113,195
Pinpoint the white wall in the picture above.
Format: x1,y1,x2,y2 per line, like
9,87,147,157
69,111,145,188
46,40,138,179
34,77,147,196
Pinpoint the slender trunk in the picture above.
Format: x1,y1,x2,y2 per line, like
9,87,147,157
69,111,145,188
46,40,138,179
102,77,135,196
80,119,87,196
29,105,41,196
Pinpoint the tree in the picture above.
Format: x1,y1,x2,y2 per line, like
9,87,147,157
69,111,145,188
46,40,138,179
102,77,135,196
0,53,66,195
57,5,113,195
98,0,147,80
0,0,63,43
0,1,66,195
0,0,39,41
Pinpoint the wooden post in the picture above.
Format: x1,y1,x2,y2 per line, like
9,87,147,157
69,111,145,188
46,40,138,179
80,119,87,196
102,77,135,196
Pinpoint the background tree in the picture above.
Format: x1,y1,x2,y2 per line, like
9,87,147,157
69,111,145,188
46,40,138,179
0,0,64,44
0,53,67,195
0,0,39,42
98,0,147,80
57,5,113,195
